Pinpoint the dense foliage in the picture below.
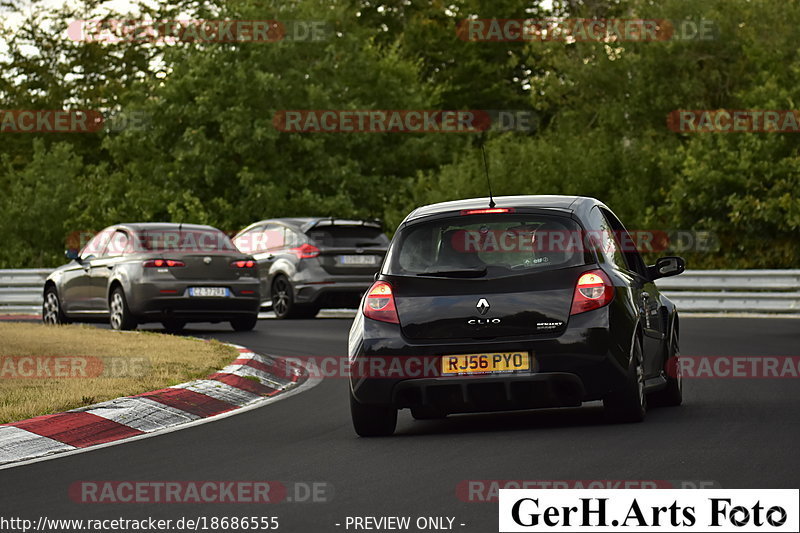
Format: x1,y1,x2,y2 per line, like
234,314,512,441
1,0,797,268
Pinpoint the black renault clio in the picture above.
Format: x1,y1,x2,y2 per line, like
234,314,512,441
348,195,685,436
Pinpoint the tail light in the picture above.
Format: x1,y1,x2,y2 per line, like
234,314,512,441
570,269,614,315
363,281,399,324
144,259,185,268
290,243,320,259
231,260,255,268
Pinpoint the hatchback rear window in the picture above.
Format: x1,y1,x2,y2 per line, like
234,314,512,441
385,214,588,278
306,226,389,248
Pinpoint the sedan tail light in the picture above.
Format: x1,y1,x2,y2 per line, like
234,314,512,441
363,281,399,324
230,260,255,268
143,259,185,268
570,269,614,315
290,243,320,259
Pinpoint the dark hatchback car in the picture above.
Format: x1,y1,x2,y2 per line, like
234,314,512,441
348,195,685,436
233,218,389,319
43,223,261,331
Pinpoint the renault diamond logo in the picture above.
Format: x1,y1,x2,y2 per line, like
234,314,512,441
476,298,490,315
203,256,212,265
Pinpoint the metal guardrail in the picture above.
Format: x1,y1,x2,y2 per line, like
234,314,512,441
0,269,798,316
0,269,52,314
656,270,800,314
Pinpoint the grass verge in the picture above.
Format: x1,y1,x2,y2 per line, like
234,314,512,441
0,322,238,424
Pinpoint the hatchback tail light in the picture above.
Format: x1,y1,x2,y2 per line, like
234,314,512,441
144,259,185,268
230,260,255,268
290,243,320,259
363,281,399,324
570,269,614,315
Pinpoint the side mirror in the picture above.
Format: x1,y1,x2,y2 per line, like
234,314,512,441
65,249,80,261
648,256,685,280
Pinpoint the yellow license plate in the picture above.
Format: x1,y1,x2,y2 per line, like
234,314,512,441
441,352,530,375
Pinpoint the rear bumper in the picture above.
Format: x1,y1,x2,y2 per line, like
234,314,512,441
127,281,260,322
294,280,372,307
349,307,630,411
393,373,585,412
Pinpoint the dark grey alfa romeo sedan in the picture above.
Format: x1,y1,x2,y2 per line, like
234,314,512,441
43,223,261,331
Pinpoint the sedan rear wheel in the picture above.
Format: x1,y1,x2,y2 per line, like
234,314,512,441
42,287,69,325
109,288,137,331
230,315,258,332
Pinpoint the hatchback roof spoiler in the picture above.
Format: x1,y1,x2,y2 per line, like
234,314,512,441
305,218,382,231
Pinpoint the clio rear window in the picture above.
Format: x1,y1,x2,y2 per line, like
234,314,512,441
386,214,589,278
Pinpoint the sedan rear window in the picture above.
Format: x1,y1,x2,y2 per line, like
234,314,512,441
306,226,388,248
385,214,588,278
135,229,236,252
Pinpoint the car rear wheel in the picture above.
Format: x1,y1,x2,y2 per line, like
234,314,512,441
649,327,682,407
109,288,137,331
161,320,186,333
230,315,258,332
42,287,70,325
271,276,295,319
350,390,397,437
271,276,317,319
604,338,646,423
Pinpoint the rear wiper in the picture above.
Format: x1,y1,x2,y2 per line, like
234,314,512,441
417,268,487,278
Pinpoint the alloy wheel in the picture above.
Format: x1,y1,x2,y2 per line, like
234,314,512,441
636,360,645,409
110,291,124,330
673,331,682,394
272,279,290,316
43,291,60,325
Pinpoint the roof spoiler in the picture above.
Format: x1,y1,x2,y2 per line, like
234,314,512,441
306,218,383,230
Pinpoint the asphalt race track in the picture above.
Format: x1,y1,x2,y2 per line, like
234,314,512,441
1,317,798,532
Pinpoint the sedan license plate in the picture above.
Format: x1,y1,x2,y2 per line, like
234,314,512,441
338,255,378,265
188,287,229,297
441,352,530,375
